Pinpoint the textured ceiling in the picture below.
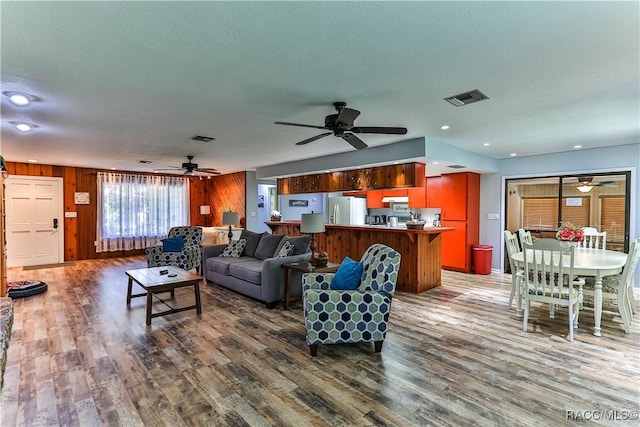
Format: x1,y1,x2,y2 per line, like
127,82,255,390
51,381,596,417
1,2,638,177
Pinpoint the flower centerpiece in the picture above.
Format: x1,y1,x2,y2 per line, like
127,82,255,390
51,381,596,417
270,210,281,221
556,221,584,242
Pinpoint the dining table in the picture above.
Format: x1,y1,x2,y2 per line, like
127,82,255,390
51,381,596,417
511,246,628,337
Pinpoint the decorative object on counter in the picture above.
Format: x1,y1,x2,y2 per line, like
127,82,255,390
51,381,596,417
222,211,240,240
389,216,398,227
432,213,441,227
270,210,281,221
556,221,584,243
301,213,325,265
405,221,426,230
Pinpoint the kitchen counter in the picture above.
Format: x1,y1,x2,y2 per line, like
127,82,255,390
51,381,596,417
266,221,453,293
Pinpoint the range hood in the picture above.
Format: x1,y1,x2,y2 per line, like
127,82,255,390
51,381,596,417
381,196,409,203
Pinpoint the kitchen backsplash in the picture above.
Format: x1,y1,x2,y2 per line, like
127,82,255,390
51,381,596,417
369,207,441,223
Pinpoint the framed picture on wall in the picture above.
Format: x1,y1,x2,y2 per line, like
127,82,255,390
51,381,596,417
258,195,264,208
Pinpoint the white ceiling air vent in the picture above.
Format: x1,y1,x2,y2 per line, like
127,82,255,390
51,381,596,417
138,160,154,164
447,164,466,169
444,89,489,107
192,135,215,142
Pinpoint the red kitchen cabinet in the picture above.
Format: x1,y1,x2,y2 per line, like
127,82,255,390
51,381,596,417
366,190,384,208
441,221,469,271
426,177,442,208
439,172,480,273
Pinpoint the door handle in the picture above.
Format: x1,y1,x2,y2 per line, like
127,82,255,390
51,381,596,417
53,218,58,229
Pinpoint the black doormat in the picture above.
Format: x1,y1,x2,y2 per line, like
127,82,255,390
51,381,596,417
23,262,75,271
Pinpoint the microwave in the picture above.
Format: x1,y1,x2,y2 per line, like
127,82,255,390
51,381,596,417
391,203,410,213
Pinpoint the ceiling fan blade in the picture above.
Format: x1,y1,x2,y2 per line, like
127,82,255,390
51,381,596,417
351,126,407,135
335,107,360,125
342,133,368,150
295,132,332,145
274,121,327,130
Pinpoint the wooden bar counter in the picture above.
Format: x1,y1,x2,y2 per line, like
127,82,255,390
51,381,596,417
266,221,453,293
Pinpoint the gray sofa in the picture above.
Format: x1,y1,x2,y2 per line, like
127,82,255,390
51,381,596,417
202,230,311,307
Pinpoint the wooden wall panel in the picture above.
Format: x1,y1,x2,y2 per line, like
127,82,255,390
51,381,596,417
4,162,242,261
189,178,210,226
63,167,78,261
210,172,246,227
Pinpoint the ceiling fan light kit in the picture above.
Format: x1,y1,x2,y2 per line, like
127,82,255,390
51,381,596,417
576,184,594,193
275,101,407,150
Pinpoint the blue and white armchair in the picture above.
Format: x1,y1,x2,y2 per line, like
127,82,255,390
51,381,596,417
145,226,203,273
302,243,401,356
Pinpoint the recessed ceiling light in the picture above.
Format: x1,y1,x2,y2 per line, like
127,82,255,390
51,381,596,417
574,145,582,149
432,161,439,165
510,153,517,157
27,159,38,163
393,161,399,165
483,143,491,146
11,122,36,132
3,91,33,106
110,167,117,170
440,125,450,130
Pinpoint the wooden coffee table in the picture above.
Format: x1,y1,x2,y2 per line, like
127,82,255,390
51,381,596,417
125,266,202,325
281,261,340,309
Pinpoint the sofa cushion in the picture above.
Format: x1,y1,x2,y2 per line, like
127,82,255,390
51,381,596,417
162,236,184,252
229,260,263,285
330,257,363,290
275,235,311,256
277,241,294,257
220,239,247,258
254,234,285,260
206,256,255,275
240,230,264,257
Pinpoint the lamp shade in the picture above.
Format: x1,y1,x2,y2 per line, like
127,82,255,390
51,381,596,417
222,211,240,225
576,184,594,193
300,213,326,234
199,205,211,215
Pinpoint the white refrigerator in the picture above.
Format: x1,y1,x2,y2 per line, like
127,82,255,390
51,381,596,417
328,197,367,225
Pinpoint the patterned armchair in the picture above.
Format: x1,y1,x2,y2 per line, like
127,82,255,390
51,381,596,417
145,226,203,273
302,243,401,356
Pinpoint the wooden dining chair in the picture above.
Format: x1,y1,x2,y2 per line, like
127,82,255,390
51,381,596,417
581,237,640,334
504,230,524,314
522,238,581,341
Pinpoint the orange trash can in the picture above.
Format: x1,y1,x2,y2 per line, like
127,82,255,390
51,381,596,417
472,244,493,274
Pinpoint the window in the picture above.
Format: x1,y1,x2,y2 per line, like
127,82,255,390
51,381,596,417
522,198,557,230
601,196,625,251
96,172,190,252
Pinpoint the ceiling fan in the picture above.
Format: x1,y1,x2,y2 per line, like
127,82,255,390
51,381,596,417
155,155,220,175
571,175,618,192
274,101,407,150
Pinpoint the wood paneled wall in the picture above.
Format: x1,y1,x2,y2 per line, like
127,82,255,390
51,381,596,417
4,162,245,261
209,172,247,227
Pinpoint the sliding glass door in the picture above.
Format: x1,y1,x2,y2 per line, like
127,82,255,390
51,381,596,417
505,171,630,268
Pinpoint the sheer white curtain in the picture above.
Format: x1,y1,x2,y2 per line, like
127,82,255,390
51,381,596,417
96,172,190,252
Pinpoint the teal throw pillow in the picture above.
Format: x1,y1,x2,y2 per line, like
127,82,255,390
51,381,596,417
162,236,185,252
330,257,363,290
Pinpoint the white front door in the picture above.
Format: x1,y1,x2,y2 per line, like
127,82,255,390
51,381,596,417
5,176,64,267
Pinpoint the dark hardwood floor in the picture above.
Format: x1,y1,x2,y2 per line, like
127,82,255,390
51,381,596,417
1,256,639,426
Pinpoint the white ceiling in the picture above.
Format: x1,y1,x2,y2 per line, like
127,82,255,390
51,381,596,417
1,2,638,178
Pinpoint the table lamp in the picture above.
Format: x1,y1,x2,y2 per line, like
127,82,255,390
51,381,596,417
300,213,325,265
222,211,240,241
